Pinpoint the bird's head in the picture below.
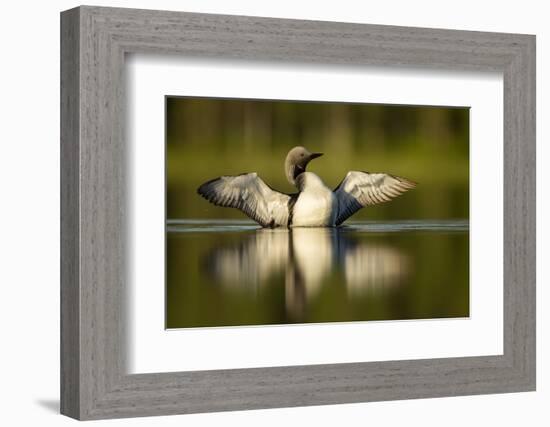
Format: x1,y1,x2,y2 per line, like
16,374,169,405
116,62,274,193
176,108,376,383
284,146,323,187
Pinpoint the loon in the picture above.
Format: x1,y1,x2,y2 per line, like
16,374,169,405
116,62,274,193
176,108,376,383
197,146,416,228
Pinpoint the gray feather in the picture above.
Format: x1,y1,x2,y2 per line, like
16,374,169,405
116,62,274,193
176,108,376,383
197,173,291,228
333,171,416,225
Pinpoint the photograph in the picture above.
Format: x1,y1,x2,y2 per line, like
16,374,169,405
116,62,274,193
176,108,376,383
52,3,537,421
165,96,470,329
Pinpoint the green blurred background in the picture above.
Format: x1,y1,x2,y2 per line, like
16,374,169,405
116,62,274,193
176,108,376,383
166,97,469,221
165,97,470,328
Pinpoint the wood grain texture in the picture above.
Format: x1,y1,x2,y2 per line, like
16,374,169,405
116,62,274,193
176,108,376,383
60,7,80,419
60,5,536,420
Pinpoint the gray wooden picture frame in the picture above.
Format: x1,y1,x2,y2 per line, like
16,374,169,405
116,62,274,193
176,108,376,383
60,5,536,420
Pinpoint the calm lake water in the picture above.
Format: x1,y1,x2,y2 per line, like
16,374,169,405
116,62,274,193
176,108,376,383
166,219,469,329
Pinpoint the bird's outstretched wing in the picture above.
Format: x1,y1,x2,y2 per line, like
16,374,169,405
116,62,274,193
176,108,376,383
197,173,292,228
333,171,416,225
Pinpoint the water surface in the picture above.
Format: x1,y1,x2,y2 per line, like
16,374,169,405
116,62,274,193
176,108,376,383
166,219,469,329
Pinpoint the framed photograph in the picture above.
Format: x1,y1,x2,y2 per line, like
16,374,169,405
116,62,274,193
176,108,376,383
60,6,535,420
165,97,466,330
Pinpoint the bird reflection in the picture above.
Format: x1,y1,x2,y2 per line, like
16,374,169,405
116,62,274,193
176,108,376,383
203,228,409,322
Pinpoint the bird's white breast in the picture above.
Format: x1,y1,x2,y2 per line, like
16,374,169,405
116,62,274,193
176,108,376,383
291,173,337,227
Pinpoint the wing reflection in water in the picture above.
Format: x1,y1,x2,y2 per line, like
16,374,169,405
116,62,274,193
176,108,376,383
203,228,410,321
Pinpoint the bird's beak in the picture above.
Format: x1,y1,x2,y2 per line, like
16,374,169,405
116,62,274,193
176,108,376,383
309,152,323,160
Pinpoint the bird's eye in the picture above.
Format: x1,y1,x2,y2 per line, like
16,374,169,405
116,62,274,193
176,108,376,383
301,153,304,157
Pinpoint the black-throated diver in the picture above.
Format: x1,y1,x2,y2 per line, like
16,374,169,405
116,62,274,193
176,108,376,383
197,146,416,227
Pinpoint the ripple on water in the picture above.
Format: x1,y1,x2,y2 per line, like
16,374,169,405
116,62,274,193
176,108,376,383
166,219,469,234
